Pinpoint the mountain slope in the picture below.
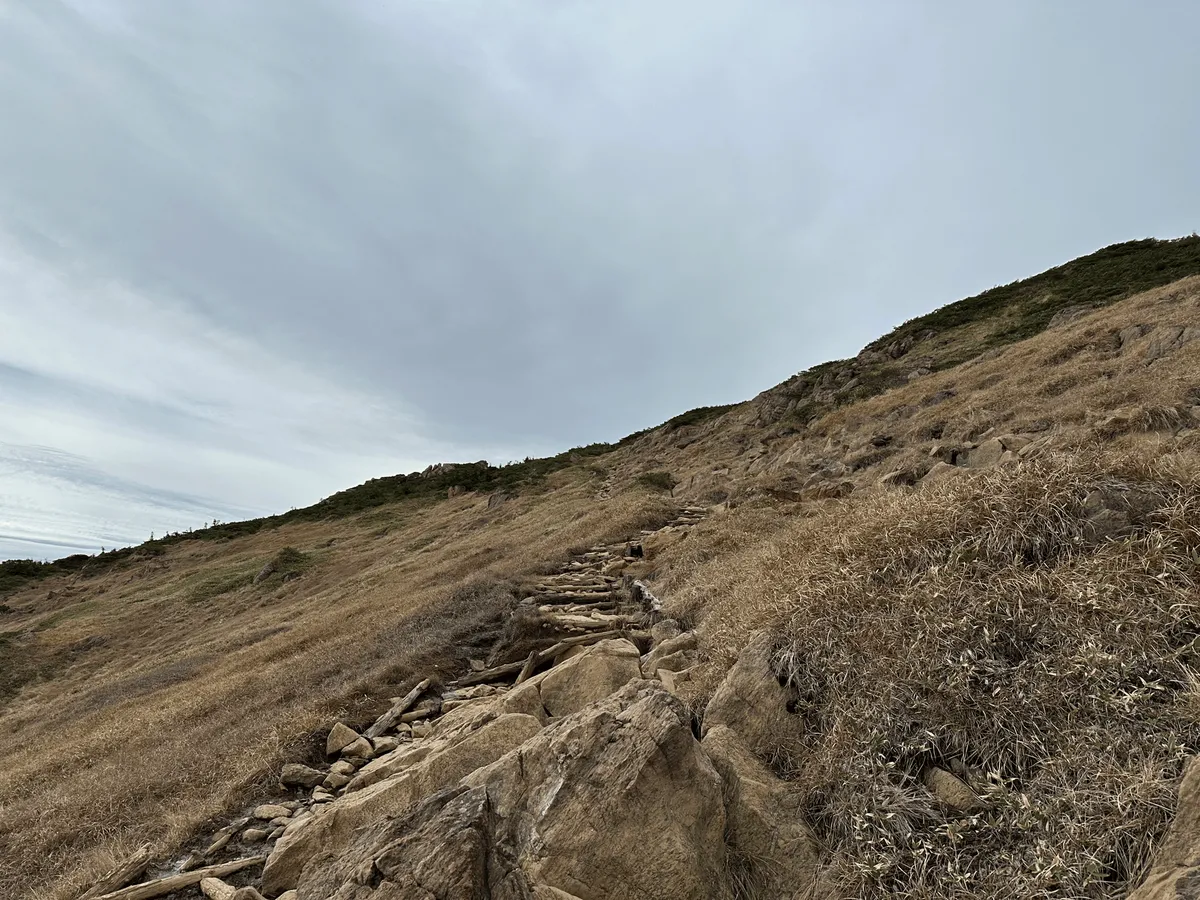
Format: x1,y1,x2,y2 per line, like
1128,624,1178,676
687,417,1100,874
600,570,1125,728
3,238,1200,899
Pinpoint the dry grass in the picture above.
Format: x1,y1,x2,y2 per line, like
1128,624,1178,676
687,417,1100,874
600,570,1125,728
662,442,1200,898
0,471,674,899
4,273,1200,900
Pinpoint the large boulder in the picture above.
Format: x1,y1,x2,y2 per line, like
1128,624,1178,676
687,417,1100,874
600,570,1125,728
262,712,542,894
642,631,698,676
702,725,820,898
283,680,730,900
702,632,807,763
537,638,643,718
1130,757,1200,900
467,679,729,900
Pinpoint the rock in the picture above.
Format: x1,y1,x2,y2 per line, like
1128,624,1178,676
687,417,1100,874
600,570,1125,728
487,491,511,509
1047,304,1097,328
1145,324,1200,363
702,725,819,897
273,681,727,900
656,665,699,696
1118,323,1153,349
253,803,291,821
325,722,361,757
923,766,982,812
311,788,334,803
279,763,324,789
199,877,237,900
322,772,351,790
263,713,543,894
650,618,682,644
373,736,401,755
642,631,698,675
341,736,375,760
640,527,686,559
465,681,727,899
241,827,270,842
1130,757,1200,899
1081,486,1163,541
345,742,434,793
275,893,298,900
1094,405,1145,435
996,433,1034,453
537,638,643,718
965,437,1005,468
649,648,696,674
702,632,806,762
879,467,921,488
329,759,357,776
252,562,276,585
230,889,265,900
922,461,964,484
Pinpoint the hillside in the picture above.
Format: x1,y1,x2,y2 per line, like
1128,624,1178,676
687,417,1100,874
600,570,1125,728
4,237,1200,900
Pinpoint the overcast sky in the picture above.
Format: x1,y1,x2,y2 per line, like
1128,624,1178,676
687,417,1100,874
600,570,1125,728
1,1,1198,560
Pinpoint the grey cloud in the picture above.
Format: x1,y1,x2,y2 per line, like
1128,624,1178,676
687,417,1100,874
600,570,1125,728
0,1,1198,558
0,442,256,521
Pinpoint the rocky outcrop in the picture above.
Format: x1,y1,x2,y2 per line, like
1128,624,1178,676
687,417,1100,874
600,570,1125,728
702,632,807,763
1130,758,1200,900
90,506,831,900
703,725,819,899
262,712,543,893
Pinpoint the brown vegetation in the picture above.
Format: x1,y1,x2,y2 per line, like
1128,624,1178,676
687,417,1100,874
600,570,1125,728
4,256,1200,899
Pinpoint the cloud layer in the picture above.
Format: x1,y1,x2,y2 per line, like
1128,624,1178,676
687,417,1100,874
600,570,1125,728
1,1,1198,558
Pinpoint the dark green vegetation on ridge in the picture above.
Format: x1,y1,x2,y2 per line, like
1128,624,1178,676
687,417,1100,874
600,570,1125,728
5,235,1199,595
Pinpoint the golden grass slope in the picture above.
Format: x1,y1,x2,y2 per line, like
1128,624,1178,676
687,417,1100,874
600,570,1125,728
647,279,1200,897
0,475,674,899
2,275,1199,899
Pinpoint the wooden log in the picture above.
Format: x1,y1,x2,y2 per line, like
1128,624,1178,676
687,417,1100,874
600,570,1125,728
78,844,153,900
514,650,539,686
454,658,528,687
397,705,437,724
91,856,265,900
365,677,431,738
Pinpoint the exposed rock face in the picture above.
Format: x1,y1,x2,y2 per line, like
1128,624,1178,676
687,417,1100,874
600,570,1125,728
272,681,730,900
702,725,819,899
536,638,643,717
262,713,543,894
1130,758,1200,900
466,680,728,900
702,632,806,762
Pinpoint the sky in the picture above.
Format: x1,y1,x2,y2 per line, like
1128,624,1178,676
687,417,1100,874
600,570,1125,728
1,1,1198,560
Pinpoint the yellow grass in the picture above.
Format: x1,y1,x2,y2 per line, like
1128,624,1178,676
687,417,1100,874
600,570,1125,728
0,474,673,899
3,276,1200,899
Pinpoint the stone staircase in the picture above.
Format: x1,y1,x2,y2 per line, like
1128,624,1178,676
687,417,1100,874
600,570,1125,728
80,504,712,900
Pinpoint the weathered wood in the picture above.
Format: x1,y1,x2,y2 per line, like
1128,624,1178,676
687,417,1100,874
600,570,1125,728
535,629,628,662
453,629,649,687
78,844,153,900
366,678,431,738
91,856,265,900
454,658,528,686
514,650,539,686
398,705,437,724
545,614,626,630
533,592,614,604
